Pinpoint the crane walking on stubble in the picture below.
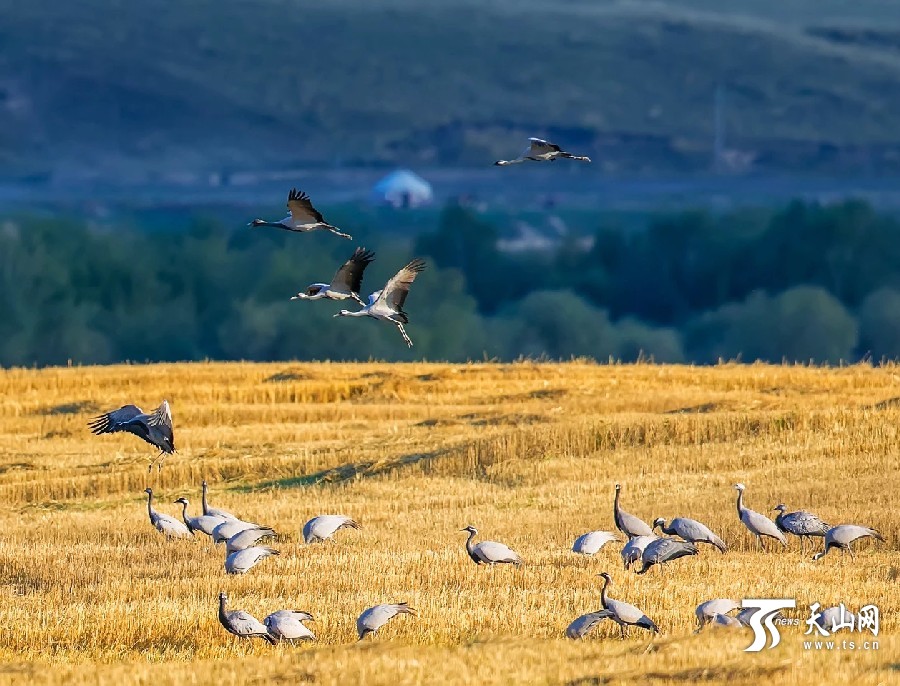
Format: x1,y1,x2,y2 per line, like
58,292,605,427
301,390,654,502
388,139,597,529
695,599,740,631
636,537,699,574
460,526,522,566
356,603,417,640
144,488,191,538
598,572,659,639
494,138,591,165
734,484,786,551
201,480,237,520
302,515,361,544
212,519,262,545
225,545,280,574
226,526,277,554
621,535,657,570
174,497,225,537
89,400,175,471
291,247,375,305
565,610,616,640
333,258,426,347
613,484,654,539
812,524,884,561
249,188,352,239
572,530,620,556
653,517,727,553
218,593,276,645
773,504,830,553
263,610,316,643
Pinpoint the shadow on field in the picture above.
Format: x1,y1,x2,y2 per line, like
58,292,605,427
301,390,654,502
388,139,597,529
664,402,720,414
870,396,900,410
35,400,99,416
567,663,787,684
245,448,455,490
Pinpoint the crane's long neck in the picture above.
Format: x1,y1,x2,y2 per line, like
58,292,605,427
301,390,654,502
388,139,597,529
218,596,228,625
146,492,154,522
202,483,209,515
600,576,610,608
343,309,370,317
179,501,191,527
736,490,744,518
660,522,675,536
465,530,477,556
613,489,621,524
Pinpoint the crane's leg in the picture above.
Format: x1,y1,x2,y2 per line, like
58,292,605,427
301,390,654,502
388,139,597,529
325,225,353,240
396,323,413,348
848,545,855,561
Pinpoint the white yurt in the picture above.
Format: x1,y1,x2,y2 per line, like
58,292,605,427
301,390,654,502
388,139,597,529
371,169,433,208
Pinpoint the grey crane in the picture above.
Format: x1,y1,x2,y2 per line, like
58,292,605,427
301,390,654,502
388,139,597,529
773,504,829,553
734,484,786,551
598,572,659,638
572,530,619,556
334,258,426,347
356,603,416,640
249,188,351,239
226,526,277,555
460,526,522,566
212,519,261,545
565,610,615,639
144,488,191,538
263,610,316,643
225,546,279,574
494,138,591,165
173,497,225,537
201,480,237,520
653,517,727,553
218,592,276,645
710,613,743,628
635,537,698,574
89,400,174,471
812,524,884,561
695,599,740,630
302,515,361,544
613,484,654,539
291,248,374,305
620,535,657,570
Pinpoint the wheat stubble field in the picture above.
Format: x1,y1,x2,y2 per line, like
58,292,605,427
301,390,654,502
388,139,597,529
0,361,897,685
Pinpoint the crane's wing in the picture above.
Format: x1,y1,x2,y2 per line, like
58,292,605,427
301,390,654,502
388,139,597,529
529,137,561,154
331,248,375,294
146,400,173,431
375,259,426,312
287,188,325,223
88,404,144,434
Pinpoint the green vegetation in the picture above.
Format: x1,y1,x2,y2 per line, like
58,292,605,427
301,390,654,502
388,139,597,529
4,0,900,177
2,198,899,366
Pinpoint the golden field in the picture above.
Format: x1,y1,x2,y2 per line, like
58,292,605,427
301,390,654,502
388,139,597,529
0,361,897,686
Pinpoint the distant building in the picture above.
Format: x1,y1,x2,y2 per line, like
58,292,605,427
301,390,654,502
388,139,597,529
371,169,433,208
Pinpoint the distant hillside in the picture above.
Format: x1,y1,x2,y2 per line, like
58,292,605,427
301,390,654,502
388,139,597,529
4,0,900,180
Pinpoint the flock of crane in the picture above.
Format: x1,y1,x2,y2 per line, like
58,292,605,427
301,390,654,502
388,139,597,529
84,140,886,646
93,386,884,645
136,474,883,644
244,137,593,348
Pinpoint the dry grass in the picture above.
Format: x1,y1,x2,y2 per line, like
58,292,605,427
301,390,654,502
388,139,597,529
0,361,897,685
